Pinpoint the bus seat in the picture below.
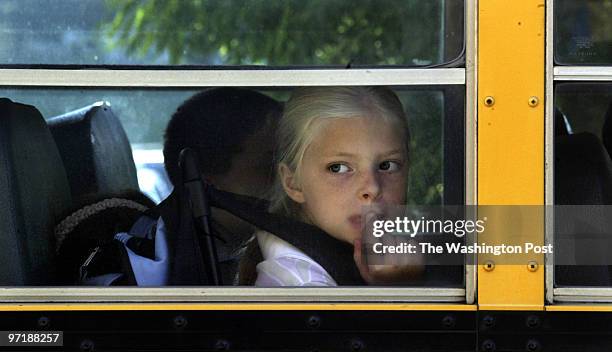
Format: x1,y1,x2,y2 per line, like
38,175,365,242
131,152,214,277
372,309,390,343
603,100,612,158
135,161,173,204
555,108,572,136
555,132,612,205
0,98,72,285
555,132,612,286
47,102,140,199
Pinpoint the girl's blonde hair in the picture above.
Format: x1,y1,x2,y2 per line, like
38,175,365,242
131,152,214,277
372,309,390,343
270,86,411,217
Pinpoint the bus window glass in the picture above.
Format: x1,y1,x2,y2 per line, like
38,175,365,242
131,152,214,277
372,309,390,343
555,0,612,65
555,84,612,139
0,0,464,67
554,83,612,287
0,86,464,288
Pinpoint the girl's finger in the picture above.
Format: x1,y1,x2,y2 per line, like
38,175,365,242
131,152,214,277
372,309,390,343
353,239,373,283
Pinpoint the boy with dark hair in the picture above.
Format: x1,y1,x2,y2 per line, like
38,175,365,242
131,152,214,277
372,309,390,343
159,88,282,285
163,88,281,186
54,88,281,286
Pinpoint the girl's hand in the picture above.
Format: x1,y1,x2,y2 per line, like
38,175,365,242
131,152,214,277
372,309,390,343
353,238,424,285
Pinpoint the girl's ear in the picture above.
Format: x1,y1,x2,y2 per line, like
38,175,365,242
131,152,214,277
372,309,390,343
279,163,305,204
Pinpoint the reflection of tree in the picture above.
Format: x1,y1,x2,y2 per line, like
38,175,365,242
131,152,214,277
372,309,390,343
104,0,446,205
554,2,612,142
105,0,441,66
403,92,443,205
588,1,612,44
556,0,612,64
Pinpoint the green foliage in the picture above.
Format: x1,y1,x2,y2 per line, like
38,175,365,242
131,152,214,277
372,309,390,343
402,91,444,205
555,0,612,64
105,0,442,66
103,0,448,205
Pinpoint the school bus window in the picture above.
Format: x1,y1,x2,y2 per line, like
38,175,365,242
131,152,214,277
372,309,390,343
553,83,612,288
0,0,470,300
555,0,612,65
0,85,465,289
550,0,612,303
0,0,464,67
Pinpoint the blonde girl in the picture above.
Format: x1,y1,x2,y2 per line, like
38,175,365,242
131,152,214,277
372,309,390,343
254,86,417,286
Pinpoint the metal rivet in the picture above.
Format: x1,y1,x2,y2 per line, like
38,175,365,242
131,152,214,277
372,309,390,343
526,339,541,352
482,339,496,352
483,315,495,329
526,315,541,329
80,339,95,352
484,260,495,271
37,316,50,328
442,315,456,328
528,96,539,107
527,261,538,272
173,315,188,329
307,315,321,329
484,96,495,107
350,338,365,351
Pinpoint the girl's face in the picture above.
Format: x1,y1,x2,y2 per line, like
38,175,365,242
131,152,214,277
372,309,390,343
281,116,408,244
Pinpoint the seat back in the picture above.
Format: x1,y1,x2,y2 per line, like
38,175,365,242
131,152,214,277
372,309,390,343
0,98,72,285
555,107,572,136
555,132,612,286
47,102,139,199
555,132,612,205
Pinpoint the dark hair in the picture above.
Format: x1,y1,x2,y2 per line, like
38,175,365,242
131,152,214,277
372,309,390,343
163,88,282,185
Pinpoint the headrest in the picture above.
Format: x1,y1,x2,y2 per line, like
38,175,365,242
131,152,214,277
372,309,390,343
603,101,612,158
555,108,572,136
47,102,139,199
0,98,72,285
555,132,612,205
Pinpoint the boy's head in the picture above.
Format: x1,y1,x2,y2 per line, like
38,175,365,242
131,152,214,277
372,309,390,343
163,88,282,191
163,88,282,237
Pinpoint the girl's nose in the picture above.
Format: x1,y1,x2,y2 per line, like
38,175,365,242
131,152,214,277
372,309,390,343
358,171,382,202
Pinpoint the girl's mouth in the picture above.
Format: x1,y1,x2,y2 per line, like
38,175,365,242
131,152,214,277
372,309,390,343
348,215,363,231
349,210,384,233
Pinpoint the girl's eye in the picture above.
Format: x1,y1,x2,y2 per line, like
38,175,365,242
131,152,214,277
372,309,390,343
328,163,351,173
379,160,401,172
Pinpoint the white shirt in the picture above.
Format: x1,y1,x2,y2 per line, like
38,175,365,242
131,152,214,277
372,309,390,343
254,231,337,287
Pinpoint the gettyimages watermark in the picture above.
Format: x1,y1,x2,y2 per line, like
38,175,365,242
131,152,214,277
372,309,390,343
361,205,612,266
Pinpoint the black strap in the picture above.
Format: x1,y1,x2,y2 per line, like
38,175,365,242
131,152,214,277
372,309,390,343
158,187,209,285
158,187,365,285
205,187,365,285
